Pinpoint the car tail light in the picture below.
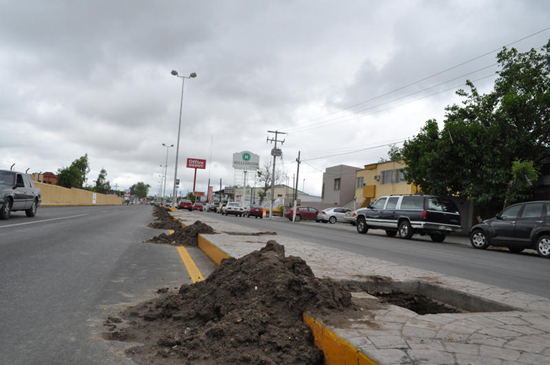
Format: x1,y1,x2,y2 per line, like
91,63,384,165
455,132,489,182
322,212,326,215
422,209,427,220
352,212,356,217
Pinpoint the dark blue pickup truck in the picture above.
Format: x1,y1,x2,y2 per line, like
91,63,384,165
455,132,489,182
0,170,42,220
355,194,461,242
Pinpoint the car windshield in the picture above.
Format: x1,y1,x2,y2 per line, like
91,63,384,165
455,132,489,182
0,172,15,187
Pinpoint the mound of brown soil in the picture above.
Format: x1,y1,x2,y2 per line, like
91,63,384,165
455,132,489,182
105,241,353,364
148,206,182,230
149,221,216,246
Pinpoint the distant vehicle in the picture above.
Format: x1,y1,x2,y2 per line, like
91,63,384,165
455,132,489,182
245,205,264,219
178,199,193,211
317,207,351,224
285,206,319,222
206,203,219,212
344,209,358,226
355,194,461,242
0,170,42,220
470,200,550,258
223,202,244,216
192,202,204,211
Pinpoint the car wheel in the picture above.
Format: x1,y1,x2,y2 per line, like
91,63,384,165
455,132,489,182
295,214,302,222
430,233,446,243
508,247,524,254
356,217,368,234
398,220,413,239
536,235,550,258
385,230,397,237
328,216,337,224
470,229,489,249
26,199,38,217
0,198,12,220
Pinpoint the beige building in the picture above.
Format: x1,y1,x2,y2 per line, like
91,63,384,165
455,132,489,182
353,160,418,208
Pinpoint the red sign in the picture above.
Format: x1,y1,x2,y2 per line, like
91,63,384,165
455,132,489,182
187,158,206,169
194,192,205,196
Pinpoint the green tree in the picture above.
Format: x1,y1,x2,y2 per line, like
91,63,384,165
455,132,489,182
57,154,91,189
94,168,111,194
396,41,550,215
56,165,82,189
130,182,150,200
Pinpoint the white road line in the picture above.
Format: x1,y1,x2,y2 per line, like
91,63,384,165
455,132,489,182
0,214,89,228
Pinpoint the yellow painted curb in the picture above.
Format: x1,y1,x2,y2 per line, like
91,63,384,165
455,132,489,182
177,246,205,283
198,235,231,265
303,313,378,365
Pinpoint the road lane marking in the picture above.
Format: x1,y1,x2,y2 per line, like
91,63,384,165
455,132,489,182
177,246,205,283
0,214,89,228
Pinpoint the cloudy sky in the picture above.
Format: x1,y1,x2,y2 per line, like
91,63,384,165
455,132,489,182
1,0,549,198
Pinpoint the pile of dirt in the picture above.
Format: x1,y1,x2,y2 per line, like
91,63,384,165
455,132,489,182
148,221,216,246
104,241,353,364
148,206,182,230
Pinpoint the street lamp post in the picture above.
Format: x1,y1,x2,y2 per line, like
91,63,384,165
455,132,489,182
171,70,197,206
162,143,174,205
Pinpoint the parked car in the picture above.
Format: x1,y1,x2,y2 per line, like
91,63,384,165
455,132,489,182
317,207,351,224
178,199,193,211
206,203,219,212
470,201,550,258
0,170,42,220
245,205,264,219
192,202,204,211
344,209,359,226
224,202,245,216
355,194,461,242
285,206,319,222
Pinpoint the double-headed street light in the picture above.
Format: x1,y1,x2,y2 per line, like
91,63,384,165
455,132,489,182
171,70,197,205
162,143,174,205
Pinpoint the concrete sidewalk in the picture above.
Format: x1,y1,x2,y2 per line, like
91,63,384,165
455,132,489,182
172,210,550,364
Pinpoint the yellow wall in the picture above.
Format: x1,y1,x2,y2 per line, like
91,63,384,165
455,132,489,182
36,182,123,206
354,161,417,205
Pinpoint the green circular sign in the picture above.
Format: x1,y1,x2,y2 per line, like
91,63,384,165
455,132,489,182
242,153,250,161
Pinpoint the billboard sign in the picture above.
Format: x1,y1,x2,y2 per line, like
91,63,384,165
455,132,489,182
232,151,260,170
187,158,206,169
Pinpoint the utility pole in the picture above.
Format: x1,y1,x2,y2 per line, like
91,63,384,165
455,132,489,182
292,151,301,222
267,130,286,219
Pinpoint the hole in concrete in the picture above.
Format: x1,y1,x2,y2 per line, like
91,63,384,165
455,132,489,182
346,278,518,315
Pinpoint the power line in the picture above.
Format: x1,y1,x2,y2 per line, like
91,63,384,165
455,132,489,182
286,26,550,132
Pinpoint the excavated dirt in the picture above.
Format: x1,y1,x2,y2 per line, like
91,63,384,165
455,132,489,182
148,206,182,230
103,241,354,364
148,220,215,246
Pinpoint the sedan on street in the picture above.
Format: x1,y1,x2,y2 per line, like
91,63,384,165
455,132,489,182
285,206,319,222
317,207,351,224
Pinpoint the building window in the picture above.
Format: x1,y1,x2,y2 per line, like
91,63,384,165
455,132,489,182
334,178,341,190
356,177,364,189
381,170,394,184
397,169,406,183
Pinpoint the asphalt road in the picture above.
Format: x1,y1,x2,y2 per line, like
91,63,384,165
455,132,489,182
205,211,550,299
0,205,216,365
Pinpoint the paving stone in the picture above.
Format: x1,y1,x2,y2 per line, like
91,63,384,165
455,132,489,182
443,342,480,355
368,335,409,349
479,345,521,361
456,353,503,365
466,334,507,347
402,325,437,338
477,327,523,338
517,351,550,364
504,338,547,353
361,348,412,364
406,338,445,351
498,324,544,335
406,349,455,364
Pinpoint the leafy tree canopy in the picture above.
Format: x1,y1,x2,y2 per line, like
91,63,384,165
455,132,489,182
57,154,90,189
94,168,111,194
130,182,150,200
395,41,550,214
